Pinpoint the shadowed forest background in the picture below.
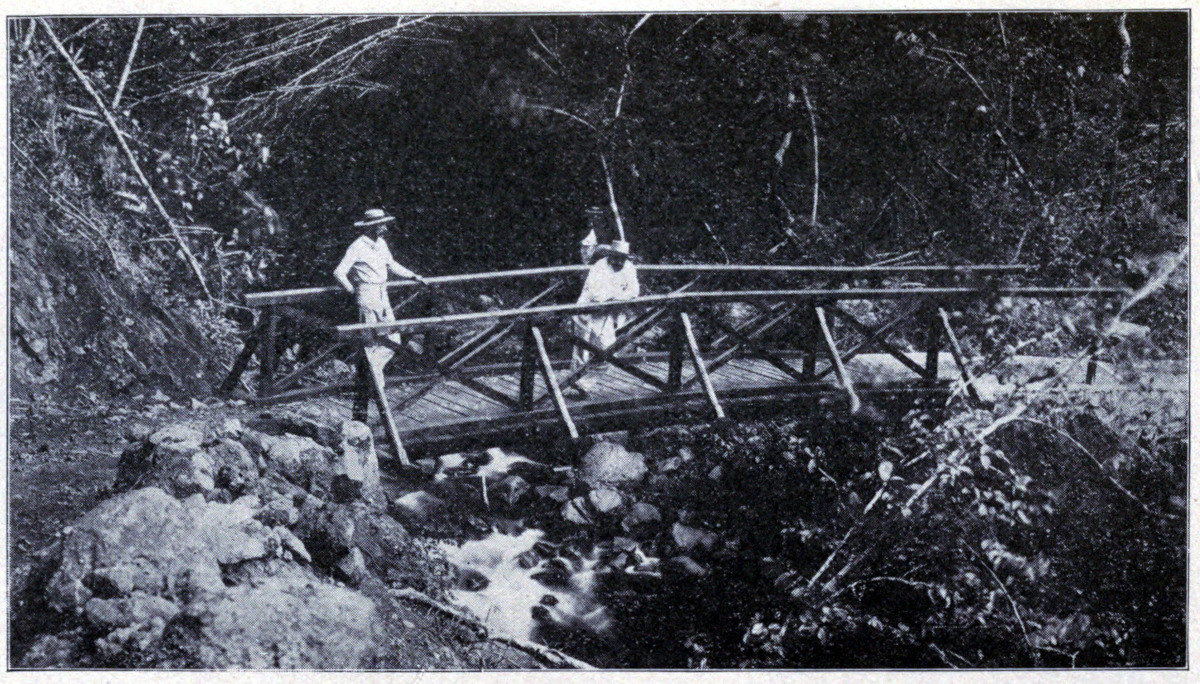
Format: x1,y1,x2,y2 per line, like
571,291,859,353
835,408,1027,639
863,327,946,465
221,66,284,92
8,12,1186,400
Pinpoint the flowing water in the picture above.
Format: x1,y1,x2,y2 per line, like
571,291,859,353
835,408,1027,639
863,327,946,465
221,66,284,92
388,447,622,654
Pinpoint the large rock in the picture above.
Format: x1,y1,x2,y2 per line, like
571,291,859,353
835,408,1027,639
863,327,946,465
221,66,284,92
588,488,625,516
621,502,663,533
44,488,224,614
114,427,211,496
160,567,383,668
671,523,718,554
208,439,260,496
580,442,648,486
196,500,281,566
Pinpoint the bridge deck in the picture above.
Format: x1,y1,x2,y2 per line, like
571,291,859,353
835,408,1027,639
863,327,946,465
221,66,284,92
287,352,977,456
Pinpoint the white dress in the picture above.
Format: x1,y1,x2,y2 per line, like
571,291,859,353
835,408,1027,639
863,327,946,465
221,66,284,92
571,257,640,389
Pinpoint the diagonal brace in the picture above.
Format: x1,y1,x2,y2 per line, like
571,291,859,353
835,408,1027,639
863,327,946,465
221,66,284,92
530,325,578,439
815,306,862,414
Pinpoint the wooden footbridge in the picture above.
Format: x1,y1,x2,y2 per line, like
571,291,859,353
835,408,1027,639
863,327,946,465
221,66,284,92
220,263,1118,463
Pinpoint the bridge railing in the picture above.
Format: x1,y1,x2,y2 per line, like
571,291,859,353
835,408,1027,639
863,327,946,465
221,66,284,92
225,263,1035,399
220,262,1121,463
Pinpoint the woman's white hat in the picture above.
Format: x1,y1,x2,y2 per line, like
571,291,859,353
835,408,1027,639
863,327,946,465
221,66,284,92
354,208,396,227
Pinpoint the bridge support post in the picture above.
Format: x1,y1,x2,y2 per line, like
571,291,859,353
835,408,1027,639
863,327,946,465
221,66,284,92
519,323,537,411
667,313,684,392
259,307,279,399
679,311,725,420
219,321,266,396
352,348,370,423
814,306,861,415
937,308,982,405
801,305,819,380
922,303,942,384
530,325,578,440
362,342,409,465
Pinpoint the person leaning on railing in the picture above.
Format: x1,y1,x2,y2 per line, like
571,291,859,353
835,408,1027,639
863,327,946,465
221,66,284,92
333,208,429,373
568,239,640,398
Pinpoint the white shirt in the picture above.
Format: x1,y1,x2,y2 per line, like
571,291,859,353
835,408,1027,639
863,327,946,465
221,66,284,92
578,257,640,306
333,235,415,286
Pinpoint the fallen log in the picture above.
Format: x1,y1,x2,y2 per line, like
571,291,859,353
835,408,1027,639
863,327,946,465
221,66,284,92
388,587,597,670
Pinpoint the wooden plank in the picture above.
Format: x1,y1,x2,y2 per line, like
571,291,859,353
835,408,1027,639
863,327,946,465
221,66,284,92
365,352,408,466
690,304,797,381
679,311,725,419
814,306,862,414
336,287,1121,337
667,316,684,392
735,358,795,385
694,308,809,387
531,326,578,439
377,336,520,410
542,305,676,402
246,265,589,307
219,322,265,395
813,301,923,383
938,308,982,404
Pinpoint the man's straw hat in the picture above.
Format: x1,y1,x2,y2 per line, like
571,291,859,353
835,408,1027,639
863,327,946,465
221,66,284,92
354,208,396,227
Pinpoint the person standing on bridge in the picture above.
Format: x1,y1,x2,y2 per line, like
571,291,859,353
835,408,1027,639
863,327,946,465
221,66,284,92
334,208,429,417
568,240,640,397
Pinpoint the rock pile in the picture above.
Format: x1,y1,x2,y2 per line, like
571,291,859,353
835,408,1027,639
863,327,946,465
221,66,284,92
14,412,434,669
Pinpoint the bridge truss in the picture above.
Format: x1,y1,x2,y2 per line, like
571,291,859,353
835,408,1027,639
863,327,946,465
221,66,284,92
221,264,1118,463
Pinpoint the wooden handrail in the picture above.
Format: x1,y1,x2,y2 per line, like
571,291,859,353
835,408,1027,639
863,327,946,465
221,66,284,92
336,286,1122,337
244,263,1033,308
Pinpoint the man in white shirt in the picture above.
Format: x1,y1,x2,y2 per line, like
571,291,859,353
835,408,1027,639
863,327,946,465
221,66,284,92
334,208,428,388
569,240,640,396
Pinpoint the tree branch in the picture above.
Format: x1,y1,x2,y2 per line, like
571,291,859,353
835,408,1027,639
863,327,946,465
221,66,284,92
39,18,212,301
800,80,819,228
111,17,145,110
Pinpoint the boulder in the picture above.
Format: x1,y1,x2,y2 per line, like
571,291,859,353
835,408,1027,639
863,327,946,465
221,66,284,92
265,410,341,447
580,442,648,486
334,547,370,587
197,501,280,566
391,491,446,530
498,475,531,506
260,434,328,489
255,493,299,528
562,497,594,526
621,502,662,532
672,522,718,554
44,487,224,614
84,593,180,631
160,568,382,668
209,439,259,496
536,484,571,503
664,555,709,580
588,488,625,516
276,526,311,564
148,425,204,449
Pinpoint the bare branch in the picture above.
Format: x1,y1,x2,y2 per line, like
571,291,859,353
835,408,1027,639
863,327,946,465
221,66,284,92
112,18,145,111
800,80,819,228
599,153,626,242
39,18,212,301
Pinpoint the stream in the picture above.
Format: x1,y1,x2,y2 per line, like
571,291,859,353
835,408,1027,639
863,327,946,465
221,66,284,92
386,445,678,666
